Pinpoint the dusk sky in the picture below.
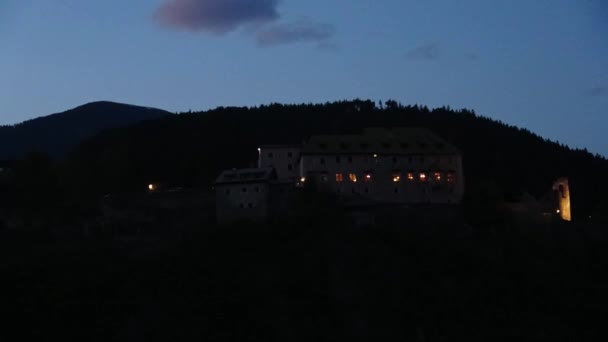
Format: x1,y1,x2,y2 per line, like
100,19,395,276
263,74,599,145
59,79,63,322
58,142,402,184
1,0,606,155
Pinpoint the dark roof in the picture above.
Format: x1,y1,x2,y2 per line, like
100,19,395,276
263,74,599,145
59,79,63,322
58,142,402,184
302,127,460,155
215,167,276,185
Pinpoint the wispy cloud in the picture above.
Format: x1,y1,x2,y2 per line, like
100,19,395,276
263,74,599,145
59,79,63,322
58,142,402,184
155,0,279,34
154,0,336,48
404,43,441,61
255,20,334,47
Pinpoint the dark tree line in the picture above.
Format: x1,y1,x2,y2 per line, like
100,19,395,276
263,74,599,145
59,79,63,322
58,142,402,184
55,99,608,219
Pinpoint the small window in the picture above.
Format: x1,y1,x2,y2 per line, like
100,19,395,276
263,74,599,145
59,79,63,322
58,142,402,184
392,172,401,182
419,172,428,182
407,172,415,181
288,152,293,158
255,186,260,193
239,203,244,208
336,173,344,182
408,156,413,163
287,164,293,171
392,156,398,164
446,172,455,183
321,175,328,182
268,152,274,158
433,172,442,182
352,188,356,193
336,156,341,163
242,187,248,193
348,173,357,182
394,188,399,194
248,203,253,208
364,173,372,182
347,156,353,163
320,157,325,165
364,187,369,193
420,156,425,163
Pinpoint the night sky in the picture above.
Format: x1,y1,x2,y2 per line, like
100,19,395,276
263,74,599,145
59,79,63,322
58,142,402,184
1,0,606,155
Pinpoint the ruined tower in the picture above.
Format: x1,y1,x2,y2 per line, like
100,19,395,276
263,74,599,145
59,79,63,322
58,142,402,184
552,177,572,221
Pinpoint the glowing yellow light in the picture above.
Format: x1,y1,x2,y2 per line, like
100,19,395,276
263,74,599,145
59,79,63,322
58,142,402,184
556,209,561,214
407,173,414,181
349,173,357,182
419,173,427,181
365,174,372,182
148,184,156,191
300,177,306,183
393,175,400,182
373,154,378,158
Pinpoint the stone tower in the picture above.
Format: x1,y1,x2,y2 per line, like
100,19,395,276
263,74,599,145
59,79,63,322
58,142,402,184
552,177,572,221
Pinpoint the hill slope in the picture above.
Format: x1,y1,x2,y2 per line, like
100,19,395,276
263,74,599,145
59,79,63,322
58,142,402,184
0,101,172,159
66,100,608,218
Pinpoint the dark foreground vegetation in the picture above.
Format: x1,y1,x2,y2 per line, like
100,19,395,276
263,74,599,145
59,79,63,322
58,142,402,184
1,215,606,341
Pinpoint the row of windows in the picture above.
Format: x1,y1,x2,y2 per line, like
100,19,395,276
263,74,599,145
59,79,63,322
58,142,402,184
317,155,454,165
266,152,295,158
225,186,263,195
317,141,446,150
315,171,456,183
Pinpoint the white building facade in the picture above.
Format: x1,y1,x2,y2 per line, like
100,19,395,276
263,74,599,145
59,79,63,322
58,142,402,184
282,128,464,205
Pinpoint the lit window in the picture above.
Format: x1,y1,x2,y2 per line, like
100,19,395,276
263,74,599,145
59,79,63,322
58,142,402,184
393,173,401,182
148,184,156,191
419,173,427,182
348,173,357,182
407,172,415,181
433,172,442,182
336,173,344,182
300,177,306,183
364,173,372,182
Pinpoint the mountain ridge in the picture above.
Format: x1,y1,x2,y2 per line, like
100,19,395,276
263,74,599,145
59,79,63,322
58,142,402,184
0,101,173,159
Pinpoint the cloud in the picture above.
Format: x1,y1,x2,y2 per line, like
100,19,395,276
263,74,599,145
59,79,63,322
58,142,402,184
155,0,280,34
585,86,607,97
404,43,441,61
255,20,334,47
